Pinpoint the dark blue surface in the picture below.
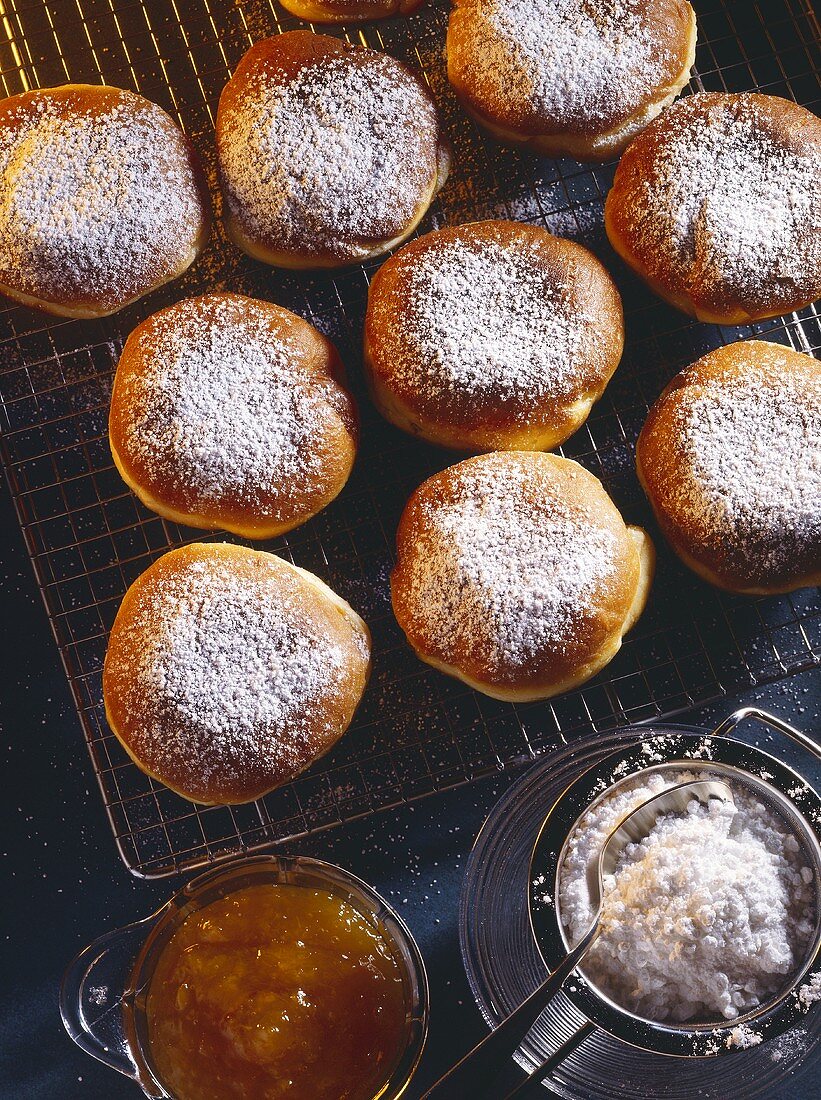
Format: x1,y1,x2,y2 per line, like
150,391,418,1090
1,476,819,1099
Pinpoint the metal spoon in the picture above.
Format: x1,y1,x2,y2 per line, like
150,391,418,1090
422,779,736,1100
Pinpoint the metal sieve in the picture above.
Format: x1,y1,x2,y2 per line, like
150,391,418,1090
529,708,821,1059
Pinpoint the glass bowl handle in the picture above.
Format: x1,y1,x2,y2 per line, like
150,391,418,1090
60,917,164,1097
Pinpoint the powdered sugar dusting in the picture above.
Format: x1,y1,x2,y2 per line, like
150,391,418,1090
560,770,816,1023
219,49,439,259
617,94,821,313
373,233,595,413
400,457,618,674
665,354,821,581
725,1024,763,1050
113,555,353,793
451,0,683,133
116,295,352,523
0,90,205,310
796,970,821,1011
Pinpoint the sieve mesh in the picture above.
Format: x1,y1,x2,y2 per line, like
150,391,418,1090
462,727,821,1095
554,763,821,1027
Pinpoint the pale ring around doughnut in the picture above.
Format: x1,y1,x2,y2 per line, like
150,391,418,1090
605,92,821,323
216,31,450,269
447,0,697,161
278,0,424,22
109,292,358,540
637,340,821,595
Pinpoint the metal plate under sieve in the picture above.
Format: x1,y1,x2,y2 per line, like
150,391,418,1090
460,723,821,1099
529,733,821,1057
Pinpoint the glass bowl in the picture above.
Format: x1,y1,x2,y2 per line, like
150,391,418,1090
61,854,429,1099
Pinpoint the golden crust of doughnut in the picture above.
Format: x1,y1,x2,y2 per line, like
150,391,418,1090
364,221,624,451
103,543,372,805
391,453,654,701
637,340,821,595
605,93,821,323
278,0,424,22
109,292,357,540
216,32,450,269
0,84,210,318
446,0,696,162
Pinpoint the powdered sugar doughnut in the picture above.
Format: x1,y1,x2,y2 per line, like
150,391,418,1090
364,221,623,451
0,85,210,318
391,452,654,700
605,93,821,323
278,0,424,22
109,292,357,540
447,0,696,161
637,340,821,595
216,32,450,268
103,543,371,805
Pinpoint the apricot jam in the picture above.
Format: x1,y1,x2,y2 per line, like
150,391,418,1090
145,884,408,1100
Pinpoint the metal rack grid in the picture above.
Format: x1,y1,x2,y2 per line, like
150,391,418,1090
0,0,819,878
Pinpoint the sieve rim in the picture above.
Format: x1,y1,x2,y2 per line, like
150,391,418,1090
529,729,821,1058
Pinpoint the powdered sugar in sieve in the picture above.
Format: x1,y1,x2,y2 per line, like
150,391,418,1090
558,768,817,1026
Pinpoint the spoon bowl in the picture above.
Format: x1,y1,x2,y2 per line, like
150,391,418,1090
587,779,735,913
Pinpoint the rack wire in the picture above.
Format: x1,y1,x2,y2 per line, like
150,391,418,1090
0,0,819,878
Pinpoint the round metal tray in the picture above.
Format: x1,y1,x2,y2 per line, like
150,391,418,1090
531,732,821,1057
460,725,821,1099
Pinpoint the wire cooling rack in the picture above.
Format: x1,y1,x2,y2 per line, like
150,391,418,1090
0,0,819,877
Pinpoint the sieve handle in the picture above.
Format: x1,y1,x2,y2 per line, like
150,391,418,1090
712,706,821,759
500,1021,597,1099
421,923,600,1099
